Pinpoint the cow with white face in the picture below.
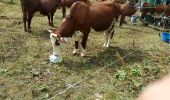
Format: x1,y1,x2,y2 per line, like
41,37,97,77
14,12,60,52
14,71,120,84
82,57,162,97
48,1,136,59
49,29,84,57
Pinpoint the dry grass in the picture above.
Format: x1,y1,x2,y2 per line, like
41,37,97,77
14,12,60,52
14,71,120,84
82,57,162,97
0,0,170,100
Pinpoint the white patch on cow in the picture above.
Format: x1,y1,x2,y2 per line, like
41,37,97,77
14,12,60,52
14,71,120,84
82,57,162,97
106,38,111,48
73,49,79,54
103,19,116,48
103,40,107,47
50,31,85,57
80,48,86,57
72,31,83,54
62,18,66,23
47,29,54,34
103,32,112,48
50,33,61,56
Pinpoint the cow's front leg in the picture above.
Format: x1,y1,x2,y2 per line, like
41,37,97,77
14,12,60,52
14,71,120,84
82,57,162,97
73,31,83,54
81,33,89,57
73,41,79,54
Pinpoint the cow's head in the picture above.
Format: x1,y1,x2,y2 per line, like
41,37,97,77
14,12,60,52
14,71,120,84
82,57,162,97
48,15,75,56
121,4,138,16
48,30,70,56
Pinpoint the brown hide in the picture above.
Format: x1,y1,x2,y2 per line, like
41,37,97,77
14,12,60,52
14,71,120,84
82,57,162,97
69,1,136,31
119,4,137,26
60,1,120,33
96,0,128,26
54,1,137,50
20,0,60,32
120,4,137,16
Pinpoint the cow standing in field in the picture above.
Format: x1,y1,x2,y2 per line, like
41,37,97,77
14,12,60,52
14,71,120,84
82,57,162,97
20,0,60,32
60,0,88,18
49,1,137,57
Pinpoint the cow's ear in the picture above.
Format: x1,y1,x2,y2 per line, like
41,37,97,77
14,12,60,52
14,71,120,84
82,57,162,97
47,29,54,34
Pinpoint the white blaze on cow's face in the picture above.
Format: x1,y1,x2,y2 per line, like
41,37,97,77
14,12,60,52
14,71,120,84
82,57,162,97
50,33,70,56
50,33,62,56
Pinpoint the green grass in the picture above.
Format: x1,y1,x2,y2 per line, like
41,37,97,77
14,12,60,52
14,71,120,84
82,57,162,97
0,1,170,100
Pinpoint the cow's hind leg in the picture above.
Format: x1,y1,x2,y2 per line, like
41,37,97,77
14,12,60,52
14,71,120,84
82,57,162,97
50,11,56,27
27,13,33,32
23,13,27,32
47,14,51,26
103,32,109,47
104,31,114,48
104,20,116,47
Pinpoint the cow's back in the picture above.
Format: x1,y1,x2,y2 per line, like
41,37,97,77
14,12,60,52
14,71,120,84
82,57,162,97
20,0,57,15
69,1,119,31
38,0,57,15
61,0,88,7
89,2,119,31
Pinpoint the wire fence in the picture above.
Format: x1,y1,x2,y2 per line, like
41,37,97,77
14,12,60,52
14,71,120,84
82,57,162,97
49,35,161,100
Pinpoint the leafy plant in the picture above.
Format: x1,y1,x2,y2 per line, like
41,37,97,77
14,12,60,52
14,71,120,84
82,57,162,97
131,67,141,77
115,70,127,80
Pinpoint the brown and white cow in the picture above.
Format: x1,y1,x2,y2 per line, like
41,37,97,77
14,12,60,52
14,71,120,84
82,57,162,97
49,1,137,57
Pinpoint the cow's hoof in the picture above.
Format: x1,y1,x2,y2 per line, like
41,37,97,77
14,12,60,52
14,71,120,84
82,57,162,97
80,49,86,57
103,43,107,47
119,26,123,28
24,29,27,32
80,53,85,57
27,29,32,33
103,43,110,48
72,49,79,55
105,44,110,48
